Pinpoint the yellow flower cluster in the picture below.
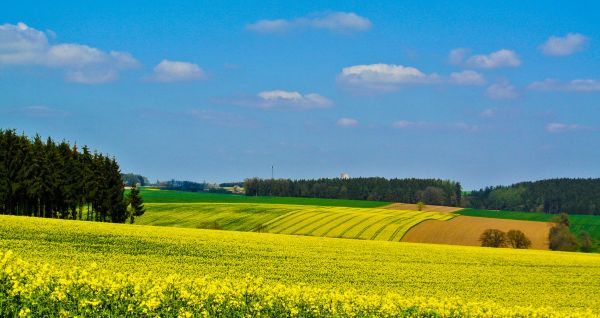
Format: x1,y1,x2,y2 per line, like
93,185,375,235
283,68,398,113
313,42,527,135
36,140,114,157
1,250,596,317
1,215,599,316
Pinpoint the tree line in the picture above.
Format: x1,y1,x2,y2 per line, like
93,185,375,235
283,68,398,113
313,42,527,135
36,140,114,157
122,173,150,187
244,177,462,206
0,129,128,222
466,178,600,215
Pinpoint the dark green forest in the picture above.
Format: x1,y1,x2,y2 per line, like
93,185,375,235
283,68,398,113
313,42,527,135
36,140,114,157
466,178,600,215
244,177,462,206
0,129,128,222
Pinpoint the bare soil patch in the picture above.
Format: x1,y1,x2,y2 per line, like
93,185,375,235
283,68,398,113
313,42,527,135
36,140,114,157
401,216,552,250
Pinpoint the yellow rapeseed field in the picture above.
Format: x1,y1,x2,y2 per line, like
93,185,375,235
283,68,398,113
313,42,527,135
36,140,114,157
1,215,600,317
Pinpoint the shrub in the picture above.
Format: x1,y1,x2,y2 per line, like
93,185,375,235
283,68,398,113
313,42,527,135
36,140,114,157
549,225,578,251
553,213,570,227
579,231,593,253
506,230,531,249
480,229,507,248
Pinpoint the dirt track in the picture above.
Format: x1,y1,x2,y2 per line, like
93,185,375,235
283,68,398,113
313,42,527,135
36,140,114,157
401,216,552,250
382,203,463,213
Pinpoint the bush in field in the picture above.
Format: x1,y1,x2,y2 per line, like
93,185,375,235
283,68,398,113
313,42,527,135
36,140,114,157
549,225,578,251
480,229,507,247
553,213,570,227
506,230,531,249
579,231,593,253
549,213,579,252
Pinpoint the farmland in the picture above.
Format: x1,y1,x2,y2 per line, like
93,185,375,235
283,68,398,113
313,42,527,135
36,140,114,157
1,215,600,317
135,188,390,208
402,216,552,249
136,203,454,242
460,209,600,251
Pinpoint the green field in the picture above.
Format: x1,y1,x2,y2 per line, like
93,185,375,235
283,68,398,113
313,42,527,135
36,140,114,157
136,203,454,241
460,208,600,250
1,215,599,316
135,188,390,207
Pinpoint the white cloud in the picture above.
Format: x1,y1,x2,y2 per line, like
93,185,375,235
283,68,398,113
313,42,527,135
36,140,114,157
150,60,205,82
337,118,358,127
486,81,518,99
529,79,600,92
392,120,426,129
449,70,486,85
540,33,588,56
546,122,590,133
247,12,371,33
338,63,439,91
480,108,496,118
448,48,469,65
222,90,333,110
392,120,477,132
466,49,521,69
256,90,332,109
338,63,485,92
65,69,119,84
0,22,138,83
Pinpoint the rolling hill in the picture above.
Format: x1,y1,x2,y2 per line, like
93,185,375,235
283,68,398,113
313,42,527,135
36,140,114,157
135,203,454,242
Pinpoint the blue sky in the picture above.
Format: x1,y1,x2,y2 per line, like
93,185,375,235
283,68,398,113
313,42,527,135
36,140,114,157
1,1,600,189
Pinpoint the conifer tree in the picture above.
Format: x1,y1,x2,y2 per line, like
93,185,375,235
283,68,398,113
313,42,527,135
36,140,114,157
127,184,145,223
0,129,130,223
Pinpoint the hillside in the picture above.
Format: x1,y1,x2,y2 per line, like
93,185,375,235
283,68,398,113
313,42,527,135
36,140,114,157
135,188,390,207
1,215,599,315
402,216,552,249
135,190,574,250
460,208,600,251
135,203,454,242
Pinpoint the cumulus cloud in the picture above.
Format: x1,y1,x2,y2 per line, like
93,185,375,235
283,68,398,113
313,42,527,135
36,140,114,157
486,81,518,99
465,49,521,69
546,122,591,133
338,63,484,92
528,79,600,92
150,60,205,82
448,48,469,65
222,90,333,110
0,22,138,83
337,63,439,92
449,70,486,85
540,33,588,56
247,12,371,34
337,118,358,127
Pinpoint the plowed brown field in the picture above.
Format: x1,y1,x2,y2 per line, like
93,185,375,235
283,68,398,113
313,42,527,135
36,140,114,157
382,203,463,213
401,216,552,249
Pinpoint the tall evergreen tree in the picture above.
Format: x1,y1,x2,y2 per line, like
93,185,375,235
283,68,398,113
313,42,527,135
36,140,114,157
0,129,130,223
127,184,145,223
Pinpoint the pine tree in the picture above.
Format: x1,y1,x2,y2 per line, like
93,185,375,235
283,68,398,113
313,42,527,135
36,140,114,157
0,130,8,213
0,130,131,223
127,184,145,223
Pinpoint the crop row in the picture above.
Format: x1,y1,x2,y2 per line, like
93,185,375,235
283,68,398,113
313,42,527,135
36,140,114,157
264,207,454,241
138,203,454,242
